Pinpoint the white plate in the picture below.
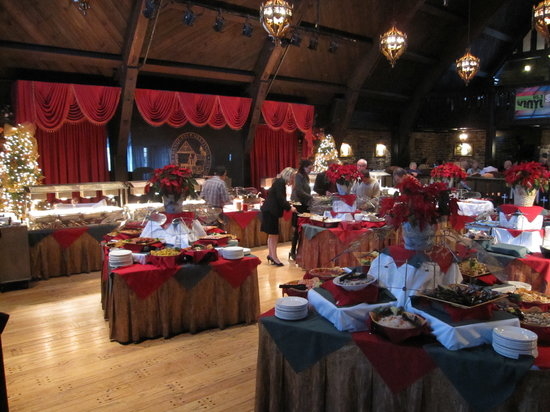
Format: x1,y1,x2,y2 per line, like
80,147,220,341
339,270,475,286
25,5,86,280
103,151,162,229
493,326,538,343
275,308,308,320
276,296,308,308
493,335,537,351
493,341,538,355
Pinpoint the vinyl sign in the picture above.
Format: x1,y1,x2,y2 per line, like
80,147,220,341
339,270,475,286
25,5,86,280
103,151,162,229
515,86,550,119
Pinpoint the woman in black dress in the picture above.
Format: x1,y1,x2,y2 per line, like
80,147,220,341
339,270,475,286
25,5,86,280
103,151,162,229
260,167,297,266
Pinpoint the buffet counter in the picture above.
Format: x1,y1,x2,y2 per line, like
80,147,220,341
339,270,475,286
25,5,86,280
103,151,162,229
28,224,117,279
104,256,261,343
255,312,550,412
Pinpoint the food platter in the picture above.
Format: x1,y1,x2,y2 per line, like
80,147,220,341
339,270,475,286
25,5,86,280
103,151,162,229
308,267,346,281
417,284,505,309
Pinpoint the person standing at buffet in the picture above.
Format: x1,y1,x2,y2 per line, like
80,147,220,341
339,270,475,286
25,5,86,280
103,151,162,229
289,159,313,260
260,167,297,266
200,165,231,209
354,169,381,210
313,159,338,195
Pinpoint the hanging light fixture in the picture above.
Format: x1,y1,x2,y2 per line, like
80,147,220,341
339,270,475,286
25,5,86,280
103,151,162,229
456,0,480,85
259,0,294,41
72,0,91,16
534,1,550,43
380,24,408,68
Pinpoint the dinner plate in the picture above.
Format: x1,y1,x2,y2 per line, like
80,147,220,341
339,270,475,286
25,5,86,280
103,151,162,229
493,326,538,343
276,296,308,308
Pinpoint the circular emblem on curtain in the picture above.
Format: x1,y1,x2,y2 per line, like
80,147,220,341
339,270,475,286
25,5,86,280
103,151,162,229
170,132,212,176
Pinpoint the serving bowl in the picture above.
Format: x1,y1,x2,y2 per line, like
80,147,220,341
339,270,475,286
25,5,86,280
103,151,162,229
333,273,376,291
369,311,428,343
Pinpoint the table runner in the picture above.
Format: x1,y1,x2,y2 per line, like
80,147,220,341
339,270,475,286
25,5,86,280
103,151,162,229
51,227,89,249
173,264,211,290
113,264,177,299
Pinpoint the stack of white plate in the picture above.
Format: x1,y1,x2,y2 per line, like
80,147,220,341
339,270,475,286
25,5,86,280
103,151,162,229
109,249,133,268
275,296,309,320
492,326,538,359
221,246,244,260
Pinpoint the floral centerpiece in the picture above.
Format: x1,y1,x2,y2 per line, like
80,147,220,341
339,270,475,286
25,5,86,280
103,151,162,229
145,165,197,212
430,162,467,186
379,177,452,250
504,161,550,206
325,163,361,194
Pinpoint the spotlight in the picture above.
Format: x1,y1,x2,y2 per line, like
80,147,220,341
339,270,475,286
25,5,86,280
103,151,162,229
183,8,196,26
242,21,253,37
308,36,318,50
328,40,339,53
290,31,302,47
143,0,158,19
213,13,225,32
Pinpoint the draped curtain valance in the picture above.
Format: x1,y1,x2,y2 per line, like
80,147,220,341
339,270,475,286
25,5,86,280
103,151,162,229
14,80,121,132
135,88,252,130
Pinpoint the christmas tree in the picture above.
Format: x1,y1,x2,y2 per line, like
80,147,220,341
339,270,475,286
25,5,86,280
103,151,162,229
0,123,43,218
313,131,340,172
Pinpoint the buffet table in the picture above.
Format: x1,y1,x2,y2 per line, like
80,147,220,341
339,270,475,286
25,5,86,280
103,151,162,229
28,224,117,279
255,312,550,412
223,209,293,247
296,223,397,270
104,256,261,343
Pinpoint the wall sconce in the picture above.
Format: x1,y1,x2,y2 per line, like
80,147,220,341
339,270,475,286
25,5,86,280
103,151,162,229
30,192,48,202
339,143,353,158
375,144,387,157
459,131,469,141
260,177,274,189
103,189,119,198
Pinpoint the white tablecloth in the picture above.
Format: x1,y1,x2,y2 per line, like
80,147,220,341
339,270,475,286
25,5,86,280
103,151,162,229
307,288,396,332
368,253,463,307
492,227,543,253
498,212,544,230
457,199,494,216
407,304,520,350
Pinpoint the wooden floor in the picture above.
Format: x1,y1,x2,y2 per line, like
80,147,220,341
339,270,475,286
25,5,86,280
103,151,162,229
1,243,303,412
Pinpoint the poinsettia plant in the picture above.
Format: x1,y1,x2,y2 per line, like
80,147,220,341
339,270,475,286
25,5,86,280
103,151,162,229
145,164,198,198
431,162,467,181
379,176,453,229
325,163,362,186
504,161,550,193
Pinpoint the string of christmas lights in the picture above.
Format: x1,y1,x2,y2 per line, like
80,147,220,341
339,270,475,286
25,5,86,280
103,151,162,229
0,123,43,218
313,131,340,172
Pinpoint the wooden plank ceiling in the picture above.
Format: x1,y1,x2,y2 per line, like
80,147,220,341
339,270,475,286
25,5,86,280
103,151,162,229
0,0,538,172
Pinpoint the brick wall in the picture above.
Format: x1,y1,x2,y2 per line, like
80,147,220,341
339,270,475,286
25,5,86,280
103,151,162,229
342,129,391,170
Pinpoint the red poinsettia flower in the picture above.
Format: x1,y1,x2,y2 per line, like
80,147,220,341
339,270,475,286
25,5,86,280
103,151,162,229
325,163,362,186
431,162,467,181
145,165,198,198
504,161,550,193
379,176,453,230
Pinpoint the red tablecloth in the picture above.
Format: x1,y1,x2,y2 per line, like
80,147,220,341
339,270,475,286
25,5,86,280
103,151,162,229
210,256,261,288
51,227,89,249
383,245,454,272
517,253,550,285
224,210,259,229
499,205,544,222
352,331,436,393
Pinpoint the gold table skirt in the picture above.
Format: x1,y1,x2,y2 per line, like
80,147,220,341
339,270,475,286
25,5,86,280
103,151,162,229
255,323,550,412
29,232,103,280
224,214,293,248
106,268,260,343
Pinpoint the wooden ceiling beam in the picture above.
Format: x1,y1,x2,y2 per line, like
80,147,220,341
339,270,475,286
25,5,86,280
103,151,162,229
113,0,151,181
244,0,310,154
330,0,425,145
396,0,505,165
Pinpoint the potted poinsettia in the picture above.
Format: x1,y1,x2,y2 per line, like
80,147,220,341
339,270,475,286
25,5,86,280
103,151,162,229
504,161,550,206
379,177,451,250
430,162,467,188
145,165,198,213
325,163,362,194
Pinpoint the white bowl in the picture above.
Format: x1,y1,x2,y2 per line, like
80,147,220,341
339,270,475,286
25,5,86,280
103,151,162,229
333,273,376,291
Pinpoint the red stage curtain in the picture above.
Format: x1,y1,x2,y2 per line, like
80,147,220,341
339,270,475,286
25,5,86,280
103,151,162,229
35,122,109,184
134,88,252,130
14,80,120,131
250,125,298,189
261,101,315,156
